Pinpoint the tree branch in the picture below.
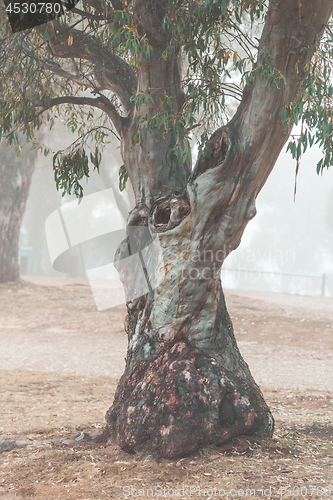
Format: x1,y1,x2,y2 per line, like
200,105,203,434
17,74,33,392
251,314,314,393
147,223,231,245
79,0,104,13
37,56,102,91
189,0,333,257
110,0,126,9
35,95,124,134
69,7,104,21
132,0,169,49
47,27,137,113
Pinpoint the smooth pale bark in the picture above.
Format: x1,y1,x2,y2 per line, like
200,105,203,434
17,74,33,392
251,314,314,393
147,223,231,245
0,141,36,282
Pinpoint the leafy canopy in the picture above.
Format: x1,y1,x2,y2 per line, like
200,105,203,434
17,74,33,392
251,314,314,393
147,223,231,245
0,0,333,196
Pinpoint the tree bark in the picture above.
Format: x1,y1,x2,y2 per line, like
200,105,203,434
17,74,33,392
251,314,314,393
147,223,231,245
106,195,273,458
0,140,36,283
104,0,333,458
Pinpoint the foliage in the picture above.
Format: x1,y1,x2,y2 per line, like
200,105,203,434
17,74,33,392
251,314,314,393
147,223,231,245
0,0,333,196
53,146,101,198
118,164,128,192
282,31,333,174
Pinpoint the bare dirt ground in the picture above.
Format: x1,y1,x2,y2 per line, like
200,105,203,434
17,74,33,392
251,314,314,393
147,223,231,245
0,278,332,500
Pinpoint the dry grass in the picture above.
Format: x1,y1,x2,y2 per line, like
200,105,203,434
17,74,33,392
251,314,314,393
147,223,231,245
0,281,332,499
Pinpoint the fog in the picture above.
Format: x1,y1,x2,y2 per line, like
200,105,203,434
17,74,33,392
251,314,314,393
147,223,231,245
19,125,333,298
224,142,333,297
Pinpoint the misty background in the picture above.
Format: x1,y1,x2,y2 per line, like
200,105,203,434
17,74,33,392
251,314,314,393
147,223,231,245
19,123,333,298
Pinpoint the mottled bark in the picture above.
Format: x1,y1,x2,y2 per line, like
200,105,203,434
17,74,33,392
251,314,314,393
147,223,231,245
106,184,274,458
0,141,36,282
104,0,333,458
107,271,273,458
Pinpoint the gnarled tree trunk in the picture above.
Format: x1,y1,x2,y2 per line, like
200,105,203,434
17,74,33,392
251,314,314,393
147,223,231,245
104,0,333,458
0,140,36,282
107,269,273,458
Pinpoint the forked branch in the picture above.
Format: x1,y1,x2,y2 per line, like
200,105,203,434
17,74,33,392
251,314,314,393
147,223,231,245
47,27,137,113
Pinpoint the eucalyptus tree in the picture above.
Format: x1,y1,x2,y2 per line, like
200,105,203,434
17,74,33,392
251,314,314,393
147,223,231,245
1,0,333,458
0,138,39,282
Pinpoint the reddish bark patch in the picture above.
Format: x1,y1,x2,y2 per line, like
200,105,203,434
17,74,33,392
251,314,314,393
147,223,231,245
107,342,272,458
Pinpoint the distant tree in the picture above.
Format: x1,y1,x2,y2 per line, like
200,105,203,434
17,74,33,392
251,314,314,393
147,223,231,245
1,0,333,458
0,138,39,282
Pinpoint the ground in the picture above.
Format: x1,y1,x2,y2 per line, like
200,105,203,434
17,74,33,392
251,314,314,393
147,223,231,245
0,278,332,499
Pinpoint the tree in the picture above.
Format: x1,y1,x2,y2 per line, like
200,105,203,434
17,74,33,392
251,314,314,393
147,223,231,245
0,138,39,282
1,0,333,458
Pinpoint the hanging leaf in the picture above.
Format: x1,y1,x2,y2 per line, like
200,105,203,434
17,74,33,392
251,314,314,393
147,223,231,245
119,164,128,192
53,148,90,199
